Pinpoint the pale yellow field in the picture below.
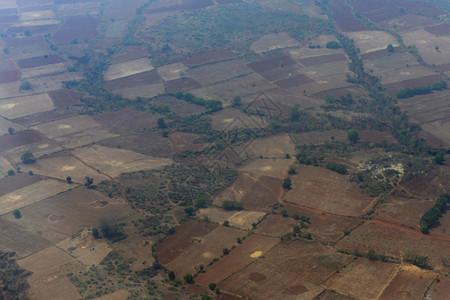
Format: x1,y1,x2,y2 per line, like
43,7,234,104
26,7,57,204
0,82,26,99
239,158,291,178
246,134,296,159
0,116,25,135
32,115,103,138
72,145,173,177
250,32,301,53
288,45,345,60
0,155,14,178
104,58,154,81
403,29,450,66
377,65,435,84
6,142,64,163
0,180,73,215
227,210,266,230
55,127,118,149
21,62,68,79
0,93,54,119
346,31,400,54
157,62,187,81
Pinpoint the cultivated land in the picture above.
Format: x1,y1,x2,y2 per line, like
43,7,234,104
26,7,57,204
0,0,449,299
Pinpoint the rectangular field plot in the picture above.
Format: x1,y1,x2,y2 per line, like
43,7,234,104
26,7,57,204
0,179,72,215
220,260,324,300
322,258,398,300
104,58,154,81
0,155,14,177
17,55,66,69
346,31,399,54
264,240,354,285
182,49,236,67
284,165,373,216
0,116,25,135
195,234,280,286
164,225,246,276
250,32,301,53
189,60,253,86
31,115,102,138
21,62,68,79
379,265,436,300
0,93,54,119
157,62,188,81
104,69,161,89
72,145,172,177
112,83,165,99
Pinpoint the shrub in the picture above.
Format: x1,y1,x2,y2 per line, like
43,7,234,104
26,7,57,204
7,169,15,176
401,249,429,268
222,199,243,211
326,41,341,49
184,273,194,284
282,177,292,190
325,162,348,175
20,151,35,164
13,209,21,219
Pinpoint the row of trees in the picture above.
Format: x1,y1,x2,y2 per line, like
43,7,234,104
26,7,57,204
396,81,447,99
171,92,222,113
419,193,449,233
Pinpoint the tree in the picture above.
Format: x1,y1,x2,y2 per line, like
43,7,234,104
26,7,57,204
13,209,21,219
7,169,15,176
209,283,217,291
282,177,292,190
401,249,429,268
435,45,439,52
288,165,297,175
222,199,243,211
280,209,288,217
24,30,31,36
326,41,341,49
19,81,31,91
184,206,195,216
434,153,444,165
157,117,166,129
20,151,35,164
387,44,394,52
347,129,359,144
92,227,99,238
233,95,241,106
184,273,194,284
168,270,175,281
8,127,14,135
85,176,94,188
222,248,230,255
66,176,72,184
194,196,206,209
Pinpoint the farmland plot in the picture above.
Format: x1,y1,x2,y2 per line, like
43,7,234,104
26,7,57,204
0,93,54,119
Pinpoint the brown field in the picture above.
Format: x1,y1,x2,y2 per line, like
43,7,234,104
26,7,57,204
346,31,399,54
104,58,155,82
374,195,434,230
246,134,295,159
361,46,405,59
284,165,373,216
351,0,402,23
14,109,78,127
72,145,172,178
0,93,55,119
383,14,439,33
17,55,66,69
31,115,104,138
151,95,206,116
358,130,397,144
390,0,445,17
55,2,102,18
426,275,450,300
92,108,158,134
329,0,370,32
112,82,165,99
197,208,237,225
264,88,323,111
379,265,436,300
53,16,98,44
290,129,347,145
337,221,450,268
402,29,450,66
226,210,266,230
425,23,450,36
0,129,46,151
238,158,290,179
99,131,172,157
111,45,148,64
248,55,296,74
0,179,72,215
0,116,25,135
48,89,83,108
255,214,297,237
105,69,161,91
182,49,236,67
169,132,206,153
250,32,300,53
156,220,219,264
4,36,51,59
0,70,19,84
364,54,419,80
274,74,314,89
385,74,443,96
21,62,68,79
165,225,246,276
195,234,280,286
157,62,188,81
164,77,202,93
209,107,268,131
323,257,398,299
26,72,84,94
220,259,324,300
264,240,355,285
0,173,42,197
299,53,347,66
189,60,253,86
4,186,128,243
147,0,213,14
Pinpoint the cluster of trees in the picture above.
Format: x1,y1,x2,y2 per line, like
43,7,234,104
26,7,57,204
171,91,222,113
401,248,429,269
325,162,348,175
92,218,127,242
396,81,447,99
419,193,449,233
222,199,243,211
326,40,341,49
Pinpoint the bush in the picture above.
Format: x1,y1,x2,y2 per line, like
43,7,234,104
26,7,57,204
325,162,348,175
184,273,194,284
222,199,243,211
282,177,292,190
13,209,21,219
209,283,216,290
419,194,449,233
7,169,15,176
401,249,429,268
326,41,341,49
20,151,35,164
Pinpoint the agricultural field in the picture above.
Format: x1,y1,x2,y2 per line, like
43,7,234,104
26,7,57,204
0,0,449,299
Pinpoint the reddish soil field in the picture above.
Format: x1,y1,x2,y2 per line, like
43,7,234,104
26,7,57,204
256,65,299,82
219,259,324,299
401,165,450,198
164,77,202,92
315,290,354,300
17,55,66,69
48,89,84,108
254,214,297,237
284,165,373,216
0,130,47,151
374,195,434,230
155,220,219,264
300,53,347,67
151,96,206,116
147,0,214,14
14,110,79,127
336,221,450,267
0,173,43,197
278,203,361,242
322,257,398,300
195,234,280,286
98,131,173,157
425,23,450,36
0,70,19,84
104,70,161,90
247,56,296,73
92,108,158,134
379,265,436,300
427,276,450,300
274,74,314,89
329,0,370,32
53,16,99,44
182,49,236,67
264,240,355,285
385,74,443,96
